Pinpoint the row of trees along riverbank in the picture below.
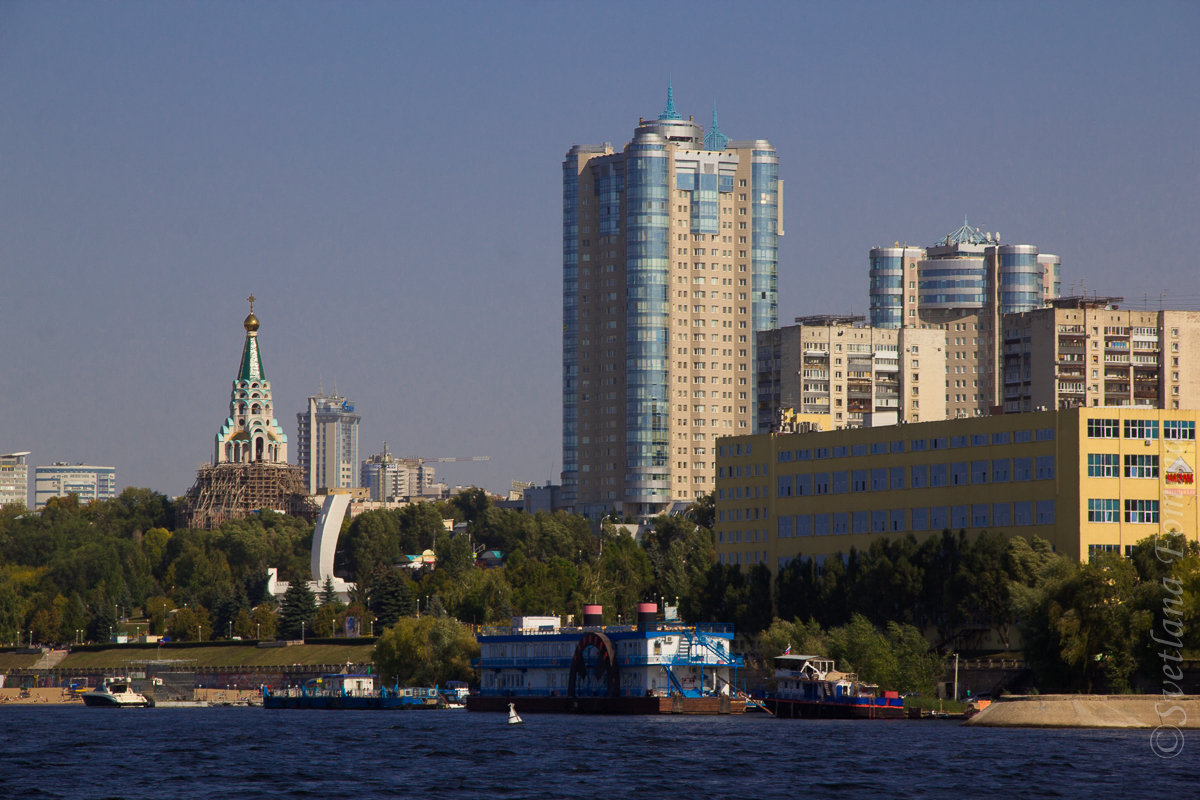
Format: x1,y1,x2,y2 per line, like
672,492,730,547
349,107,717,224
2,489,1198,693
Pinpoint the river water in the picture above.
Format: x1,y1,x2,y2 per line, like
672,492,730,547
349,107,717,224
0,706,1189,799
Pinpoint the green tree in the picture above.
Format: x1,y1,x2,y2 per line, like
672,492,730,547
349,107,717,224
373,615,479,687
278,581,317,639
369,567,416,628
167,604,212,641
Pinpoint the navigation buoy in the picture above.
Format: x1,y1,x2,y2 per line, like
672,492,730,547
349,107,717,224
507,702,523,725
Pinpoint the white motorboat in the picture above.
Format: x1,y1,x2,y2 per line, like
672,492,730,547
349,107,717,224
82,677,153,708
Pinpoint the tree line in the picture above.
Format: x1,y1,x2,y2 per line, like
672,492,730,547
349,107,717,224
2,488,1197,693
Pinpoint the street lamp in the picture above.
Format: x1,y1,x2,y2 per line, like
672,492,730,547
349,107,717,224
256,623,260,641
228,621,232,640
301,621,305,641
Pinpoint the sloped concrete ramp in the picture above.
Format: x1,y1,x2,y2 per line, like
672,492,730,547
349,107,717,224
967,694,1200,728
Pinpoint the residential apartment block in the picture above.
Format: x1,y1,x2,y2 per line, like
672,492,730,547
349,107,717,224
715,408,1199,570
1001,298,1200,413
360,444,435,501
868,220,1061,418
0,451,30,508
562,86,781,517
297,390,360,495
756,316,947,432
35,462,116,509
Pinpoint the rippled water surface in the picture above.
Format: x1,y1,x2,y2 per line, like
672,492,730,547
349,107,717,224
0,706,1189,799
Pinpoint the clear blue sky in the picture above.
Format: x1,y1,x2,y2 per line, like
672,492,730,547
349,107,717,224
2,1,1197,501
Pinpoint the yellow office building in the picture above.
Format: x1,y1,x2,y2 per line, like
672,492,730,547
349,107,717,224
715,408,1199,571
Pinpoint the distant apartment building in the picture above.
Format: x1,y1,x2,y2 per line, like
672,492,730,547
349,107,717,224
0,452,30,508
297,390,361,495
756,316,947,432
868,219,1061,418
35,462,116,509
360,444,435,501
1001,298,1200,413
715,407,1199,570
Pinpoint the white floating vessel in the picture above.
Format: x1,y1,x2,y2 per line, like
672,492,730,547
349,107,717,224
507,702,523,725
82,677,153,708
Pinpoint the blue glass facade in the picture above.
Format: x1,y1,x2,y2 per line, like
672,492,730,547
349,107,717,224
998,245,1042,314
623,138,671,505
561,154,580,502
751,151,779,339
918,256,986,309
868,250,904,328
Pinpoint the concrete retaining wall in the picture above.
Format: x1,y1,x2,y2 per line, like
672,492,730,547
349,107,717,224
966,694,1200,728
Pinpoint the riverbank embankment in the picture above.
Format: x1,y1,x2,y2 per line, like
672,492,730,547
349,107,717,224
966,694,1200,728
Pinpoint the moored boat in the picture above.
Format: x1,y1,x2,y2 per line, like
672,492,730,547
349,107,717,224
82,677,153,708
262,673,446,710
766,654,904,719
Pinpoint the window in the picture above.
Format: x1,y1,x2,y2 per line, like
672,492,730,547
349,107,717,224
992,459,1011,482
833,471,850,494
1124,419,1159,439
1036,500,1056,524
1014,501,1033,526
1087,418,1119,438
853,511,869,534
929,464,948,487
1124,454,1159,478
1015,429,1034,443
1036,428,1055,442
972,504,990,527
1013,457,1033,481
1124,499,1160,524
993,503,1011,527
1087,498,1119,523
813,473,830,494
1164,420,1196,440
1036,455,1056,480
889,466,905,490
910,464,927,488
1087,453,1119,477
911,507,928,530
971,460,989,483
814,513,831,536
950,462,968,485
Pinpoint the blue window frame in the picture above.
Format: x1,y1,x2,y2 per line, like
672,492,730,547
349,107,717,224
971,460,989,483
993,503,1011,527
911,464,927,488
889,467,905,490
992,459,1011,482
1036,455,1056,480
950,462,969,486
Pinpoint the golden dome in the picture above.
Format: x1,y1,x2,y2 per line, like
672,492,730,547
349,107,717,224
243,293,259,332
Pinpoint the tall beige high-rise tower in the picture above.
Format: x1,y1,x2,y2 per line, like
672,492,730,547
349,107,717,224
562,87,782,518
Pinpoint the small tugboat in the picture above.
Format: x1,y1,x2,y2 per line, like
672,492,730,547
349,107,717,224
82,677,153,708
262,673,446,710
766,654,904,719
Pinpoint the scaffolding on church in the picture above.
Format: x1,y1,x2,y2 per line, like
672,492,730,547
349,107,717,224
176,461,315,530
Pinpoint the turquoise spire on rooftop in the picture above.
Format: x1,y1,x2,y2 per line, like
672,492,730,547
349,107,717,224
658,78,682,121
704,99,729,151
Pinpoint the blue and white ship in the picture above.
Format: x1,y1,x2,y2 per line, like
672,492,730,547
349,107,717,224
469,603,745,714
262,673,444,710
767,654,905,719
